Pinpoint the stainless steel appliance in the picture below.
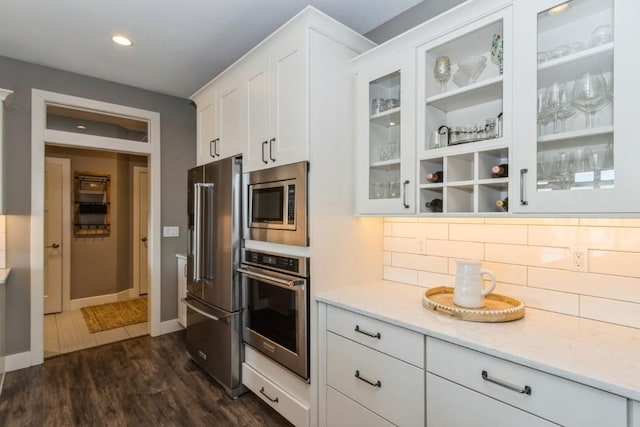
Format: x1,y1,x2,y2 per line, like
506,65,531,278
244,161,308,246
185,157,245,398
238,249,310,380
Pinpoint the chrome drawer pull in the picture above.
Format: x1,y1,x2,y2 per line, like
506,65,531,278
355,370,381,388
259,387,279,403
482,370,532,395
354,325,381,339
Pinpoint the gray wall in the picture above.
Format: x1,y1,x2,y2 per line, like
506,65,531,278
45,146,148,299
1,55,195,355
364,0,466,44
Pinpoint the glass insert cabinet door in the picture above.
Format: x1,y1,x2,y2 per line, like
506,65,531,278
355,50,416,215
513,0,640,213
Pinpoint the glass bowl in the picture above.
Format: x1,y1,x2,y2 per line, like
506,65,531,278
457,55,487,83
589,24,613,47
452,69,470,87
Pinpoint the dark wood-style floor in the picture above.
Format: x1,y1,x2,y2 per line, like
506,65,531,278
0,331,293,426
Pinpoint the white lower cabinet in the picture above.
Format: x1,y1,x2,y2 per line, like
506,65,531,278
242,363,309,427
426,337,627,427
426,373,556,426
323,305,425,427
326,386,393,427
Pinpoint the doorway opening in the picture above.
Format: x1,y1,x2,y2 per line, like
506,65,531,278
43,147,150,358
31,89,162,367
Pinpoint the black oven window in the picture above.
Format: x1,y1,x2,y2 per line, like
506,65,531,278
247,279,297,353
252,187,284,222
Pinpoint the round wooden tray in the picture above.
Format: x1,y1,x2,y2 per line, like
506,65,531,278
422,286,525,322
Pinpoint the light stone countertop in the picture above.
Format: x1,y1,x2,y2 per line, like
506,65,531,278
0,268,11,284
315,280,640,401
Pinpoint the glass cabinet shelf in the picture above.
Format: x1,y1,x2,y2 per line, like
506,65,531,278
537,125,613,143
426,76,503,111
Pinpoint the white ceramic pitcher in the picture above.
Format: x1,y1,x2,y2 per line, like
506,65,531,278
453,261,496,308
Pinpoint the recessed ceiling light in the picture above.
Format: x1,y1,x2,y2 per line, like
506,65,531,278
111,35,133,47
76,125,87,130
548,2,570,15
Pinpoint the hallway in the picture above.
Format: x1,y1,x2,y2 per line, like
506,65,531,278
1,331,292,426
44,308,148,358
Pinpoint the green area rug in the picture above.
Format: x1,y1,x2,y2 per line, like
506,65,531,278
81,298,147,333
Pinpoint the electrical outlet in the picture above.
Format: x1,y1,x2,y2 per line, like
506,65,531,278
418,238,427,255
570,247,588,272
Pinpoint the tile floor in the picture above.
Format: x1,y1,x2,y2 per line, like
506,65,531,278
44,309,148,358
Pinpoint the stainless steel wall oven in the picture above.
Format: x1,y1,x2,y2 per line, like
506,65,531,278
238,249,310,380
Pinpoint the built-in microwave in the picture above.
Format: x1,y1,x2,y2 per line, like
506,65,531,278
244,161,308,247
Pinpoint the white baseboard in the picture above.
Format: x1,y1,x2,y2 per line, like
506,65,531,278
5,351,33,372
159,319,184,335
69,289,134,311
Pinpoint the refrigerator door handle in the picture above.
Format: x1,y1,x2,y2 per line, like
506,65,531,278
182,297,233,322
193,183,214,281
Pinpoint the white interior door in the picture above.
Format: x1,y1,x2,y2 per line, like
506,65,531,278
44,158,65,314
133,167,149,296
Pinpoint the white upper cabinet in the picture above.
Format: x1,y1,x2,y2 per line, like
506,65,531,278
355,49,416,215
512,0,640,213
416,8,512,215
244,36,307,172
193,74,243,166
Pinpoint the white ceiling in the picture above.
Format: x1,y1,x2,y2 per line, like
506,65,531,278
0,0,424,98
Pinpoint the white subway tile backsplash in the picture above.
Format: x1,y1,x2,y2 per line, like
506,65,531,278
528,267,640,303
383,218,640,329
383,222,392,236
450,224,527,244
486,243,569,269
580,296,640,329
383,251,392,266
383,265,418,285
425,239,484,260
417,271,455,288
383,236,419,254
0,250,5,269
393,252,448,273
0,233,5,251
496,283,579,316
590,250,640,278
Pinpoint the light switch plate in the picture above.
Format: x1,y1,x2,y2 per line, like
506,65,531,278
163,226,179,237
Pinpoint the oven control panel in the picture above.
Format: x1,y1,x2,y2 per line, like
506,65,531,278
243,249,308,277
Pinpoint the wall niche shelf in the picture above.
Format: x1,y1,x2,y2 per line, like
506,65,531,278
74,173,111,236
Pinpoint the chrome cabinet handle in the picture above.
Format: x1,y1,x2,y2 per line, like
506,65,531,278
482,370,532,395
259,387,279,403
214,138,220,157
520,168,528,206
209,139,215,157
354,325,381,339
261,140,268,164
355,370,381,388
269,137,276,162
402,180,410,208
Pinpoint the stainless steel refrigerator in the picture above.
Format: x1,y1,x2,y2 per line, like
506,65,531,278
184,156,245,398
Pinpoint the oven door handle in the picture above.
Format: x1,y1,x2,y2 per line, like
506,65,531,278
182,297,233,322
237,267,305,289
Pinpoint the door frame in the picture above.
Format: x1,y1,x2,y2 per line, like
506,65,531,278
31,89,162,366
44,156,71,313
132,166,149,297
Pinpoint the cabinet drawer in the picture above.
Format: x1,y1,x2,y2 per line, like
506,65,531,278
427,373,558,426
326,305,424,368
426,337,627,427
242,363,309,427
327,332,424,427
326,386,394,427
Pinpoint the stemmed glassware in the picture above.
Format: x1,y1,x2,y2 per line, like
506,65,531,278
572,71,611,128
545,82,575,133
433,56,451,92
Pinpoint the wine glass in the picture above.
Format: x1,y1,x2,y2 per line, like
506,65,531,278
572,71,610,128
537,88,551,136
545,82,575,133
433,56,451,92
